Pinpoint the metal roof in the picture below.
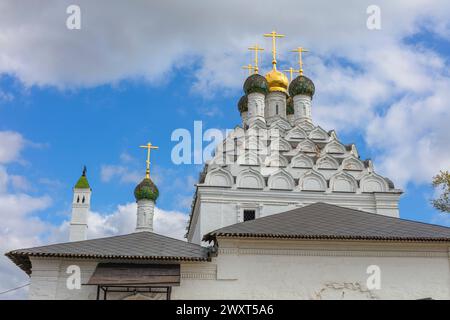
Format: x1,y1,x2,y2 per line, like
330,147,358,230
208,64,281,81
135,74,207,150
6,231,209,275
204,202,450,242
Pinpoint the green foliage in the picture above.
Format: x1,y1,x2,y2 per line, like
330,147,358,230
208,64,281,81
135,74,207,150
431,170,450,213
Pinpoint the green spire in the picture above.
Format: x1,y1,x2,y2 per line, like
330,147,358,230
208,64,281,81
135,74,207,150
74,166,91,189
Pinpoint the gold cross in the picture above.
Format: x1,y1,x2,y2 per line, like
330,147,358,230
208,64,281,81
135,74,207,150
283,67,299,82
263,31,285,69
242,64,256,75
139,142,158,179
291,47,309,75
248,45,264,73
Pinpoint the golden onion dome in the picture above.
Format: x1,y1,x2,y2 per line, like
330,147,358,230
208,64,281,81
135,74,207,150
265,68,289,94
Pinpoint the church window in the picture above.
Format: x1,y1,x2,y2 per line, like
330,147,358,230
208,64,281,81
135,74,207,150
82,196,85,203
244,210,255,221
77,196,80,203
275,104,279,115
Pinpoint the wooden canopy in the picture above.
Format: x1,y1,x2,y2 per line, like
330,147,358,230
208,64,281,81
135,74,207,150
86,263,180,286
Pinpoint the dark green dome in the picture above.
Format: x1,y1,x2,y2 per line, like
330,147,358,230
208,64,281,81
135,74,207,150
237,95,248,113
288,75,315,98
286,96,294,115
134,178,159,201
243,74,269,95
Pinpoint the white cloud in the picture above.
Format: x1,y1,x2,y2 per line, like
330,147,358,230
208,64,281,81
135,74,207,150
86,203,188,240
1,0,449,188
0,191,53,300
0,131,25,164
100,164,141,184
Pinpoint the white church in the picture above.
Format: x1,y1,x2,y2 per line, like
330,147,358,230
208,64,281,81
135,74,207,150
6,32,450,300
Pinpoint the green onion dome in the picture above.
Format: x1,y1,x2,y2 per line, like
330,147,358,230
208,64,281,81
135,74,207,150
243,74,269,95
134,177,159,202
288,75,315,98
237,95,248,113
286,96,294,115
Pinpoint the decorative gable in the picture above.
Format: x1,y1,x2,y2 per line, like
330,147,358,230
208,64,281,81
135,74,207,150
236,168,265,189
270,137,292,152
299,170,327,191
285,127,307,141
324,140,346,154
290,154,314,168
265,153,289,167
309,126,329,141
360,173,389,193
341,156,365,171
237,151,261,165
296,139,317,153
269,117,291,131
268,169,295,190
330,172,358,192
296,120,315,132
316,155,339,170
205,168,233,187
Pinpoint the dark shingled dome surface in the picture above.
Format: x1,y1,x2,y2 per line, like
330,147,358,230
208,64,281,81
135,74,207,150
289,75,315,98
286,96,294,115
243,74,269,95
134,177,159,201
237,95,248,113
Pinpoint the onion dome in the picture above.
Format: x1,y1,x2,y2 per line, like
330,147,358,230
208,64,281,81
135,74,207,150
288,75,315,98
237,95,248,113
243,74,269,95
74,166,90,189
286,96,294,115
265,69,289,94
134,177,159,202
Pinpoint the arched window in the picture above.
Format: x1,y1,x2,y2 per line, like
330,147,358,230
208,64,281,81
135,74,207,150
275,104,279,115
82,196,85,203
77,196,80,203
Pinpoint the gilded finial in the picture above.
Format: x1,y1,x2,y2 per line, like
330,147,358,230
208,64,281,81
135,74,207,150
263,31,285,70
248,45,264,74
242,64,256,76
139,142,158,179
283,67,299,82
291,47,309,75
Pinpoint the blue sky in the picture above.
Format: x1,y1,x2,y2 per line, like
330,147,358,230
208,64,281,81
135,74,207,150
1,0,450,298
0,58,445,229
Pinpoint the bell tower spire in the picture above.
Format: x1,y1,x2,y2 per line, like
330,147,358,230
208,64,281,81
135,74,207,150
69,166,91,242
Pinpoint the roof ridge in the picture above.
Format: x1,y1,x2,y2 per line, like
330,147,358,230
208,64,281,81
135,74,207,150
206,202,450,237
312,202,450,230
8,231,206,254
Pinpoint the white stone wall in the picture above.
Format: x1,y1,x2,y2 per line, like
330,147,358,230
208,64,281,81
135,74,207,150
188,187,401,244
28,239,450,300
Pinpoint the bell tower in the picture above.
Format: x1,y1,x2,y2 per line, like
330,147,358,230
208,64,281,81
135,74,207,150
69,166,91,242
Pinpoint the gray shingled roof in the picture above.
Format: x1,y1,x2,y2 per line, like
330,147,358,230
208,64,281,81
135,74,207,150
6,232,209,275
204,202,450,242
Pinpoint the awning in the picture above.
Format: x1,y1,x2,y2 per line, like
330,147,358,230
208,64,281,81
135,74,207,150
86,263,180,286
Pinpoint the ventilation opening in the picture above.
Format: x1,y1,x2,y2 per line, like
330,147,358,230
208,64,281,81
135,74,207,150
243,210,256,222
